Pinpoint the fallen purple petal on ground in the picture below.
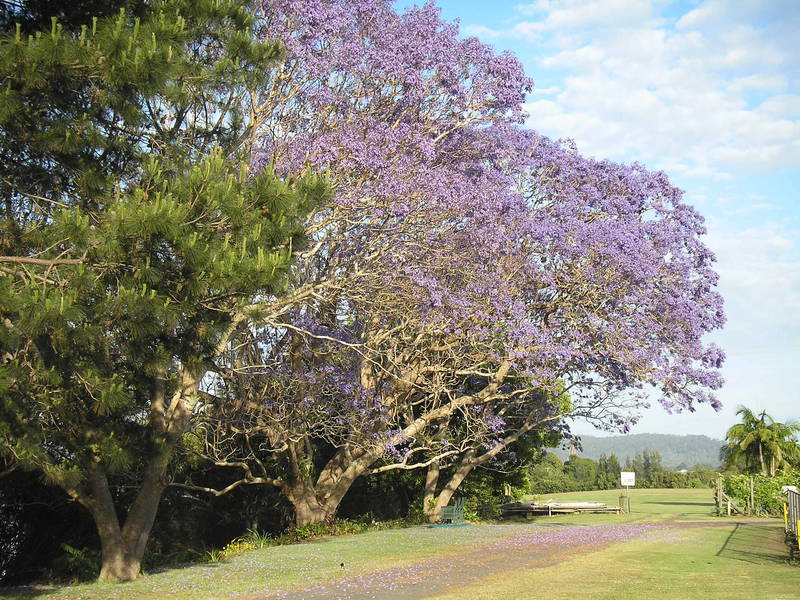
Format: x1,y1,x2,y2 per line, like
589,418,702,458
260,523,662,600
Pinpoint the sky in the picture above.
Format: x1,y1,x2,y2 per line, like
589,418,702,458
399,0,800,439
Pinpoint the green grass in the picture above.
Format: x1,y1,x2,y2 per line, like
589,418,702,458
430,520,799,600
430,488,800,600
2,488,795,600
0,522,558,600
523,487,726,524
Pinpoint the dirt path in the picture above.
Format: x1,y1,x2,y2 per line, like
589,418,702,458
254,522,693,600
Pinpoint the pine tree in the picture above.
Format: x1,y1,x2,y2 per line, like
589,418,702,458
0,0,147,33
0,0,327,581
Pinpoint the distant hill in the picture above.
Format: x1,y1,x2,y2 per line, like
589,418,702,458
549,433,723,469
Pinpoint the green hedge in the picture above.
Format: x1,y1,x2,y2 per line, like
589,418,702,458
720,471,800,515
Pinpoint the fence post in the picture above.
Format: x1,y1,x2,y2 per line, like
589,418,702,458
796,521,800,551
784,488,799,550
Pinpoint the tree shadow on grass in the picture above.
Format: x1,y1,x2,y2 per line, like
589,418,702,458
716,523,794,565
0,561,228,599
0,586,47,599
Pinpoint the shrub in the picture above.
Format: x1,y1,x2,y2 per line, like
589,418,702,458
48,545,99,583
721,471,800,515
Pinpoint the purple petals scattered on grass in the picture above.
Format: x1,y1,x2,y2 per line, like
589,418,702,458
268,524,660,599
483,523,657,553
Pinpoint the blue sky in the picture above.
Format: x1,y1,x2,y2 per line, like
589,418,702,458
400,0,800,439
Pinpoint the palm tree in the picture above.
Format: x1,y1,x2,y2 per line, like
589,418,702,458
720,406,800,476
762,419,800,475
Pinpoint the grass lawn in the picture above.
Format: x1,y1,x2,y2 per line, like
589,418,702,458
430,520,799,600
526,486,725,523
0,522,556,600
432,487,799,600
2,488,797,600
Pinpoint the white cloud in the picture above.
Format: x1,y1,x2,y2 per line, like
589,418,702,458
725,74,787,95
461,24,502,39
759,95,800,119
482,0,800,178
676,0,797,32
513,0,659,31
707,223,800,327
514,1,554,17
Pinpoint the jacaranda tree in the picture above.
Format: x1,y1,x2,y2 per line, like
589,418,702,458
187,0,725,526
0,0,326,581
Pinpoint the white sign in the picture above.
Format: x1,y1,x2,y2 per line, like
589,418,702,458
621,471,636,487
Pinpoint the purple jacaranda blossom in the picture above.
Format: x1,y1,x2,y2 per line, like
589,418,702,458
204,0,725,526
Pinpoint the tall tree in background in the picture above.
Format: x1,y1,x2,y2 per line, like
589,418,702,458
624,450,664,487
595,453,622,489
721,407,800,476
0,0,325,581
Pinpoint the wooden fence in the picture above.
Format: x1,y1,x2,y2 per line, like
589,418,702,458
714,476,746,515
784,488,799,544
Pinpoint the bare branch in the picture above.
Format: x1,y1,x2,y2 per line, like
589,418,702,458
0,256,83,266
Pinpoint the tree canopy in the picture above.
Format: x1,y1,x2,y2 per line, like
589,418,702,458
182,0,726,527
721,407,800,476
0,0,326,581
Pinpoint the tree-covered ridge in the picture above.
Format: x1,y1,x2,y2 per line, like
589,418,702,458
551,434,724,469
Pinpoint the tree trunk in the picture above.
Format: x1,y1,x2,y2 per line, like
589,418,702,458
78,461,154,581
423,460,441,523
430,450,477,519
424,416,543,522
97,534,143,583
282,443,382,526
82,463,143,582
281,466,345,527
281,441,330,526
758,442,766,475
288,488,333,526
85,369,197,581
83,454,173,581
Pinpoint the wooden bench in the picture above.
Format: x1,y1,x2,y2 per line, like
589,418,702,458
440,497,466,524
501,501,622,518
